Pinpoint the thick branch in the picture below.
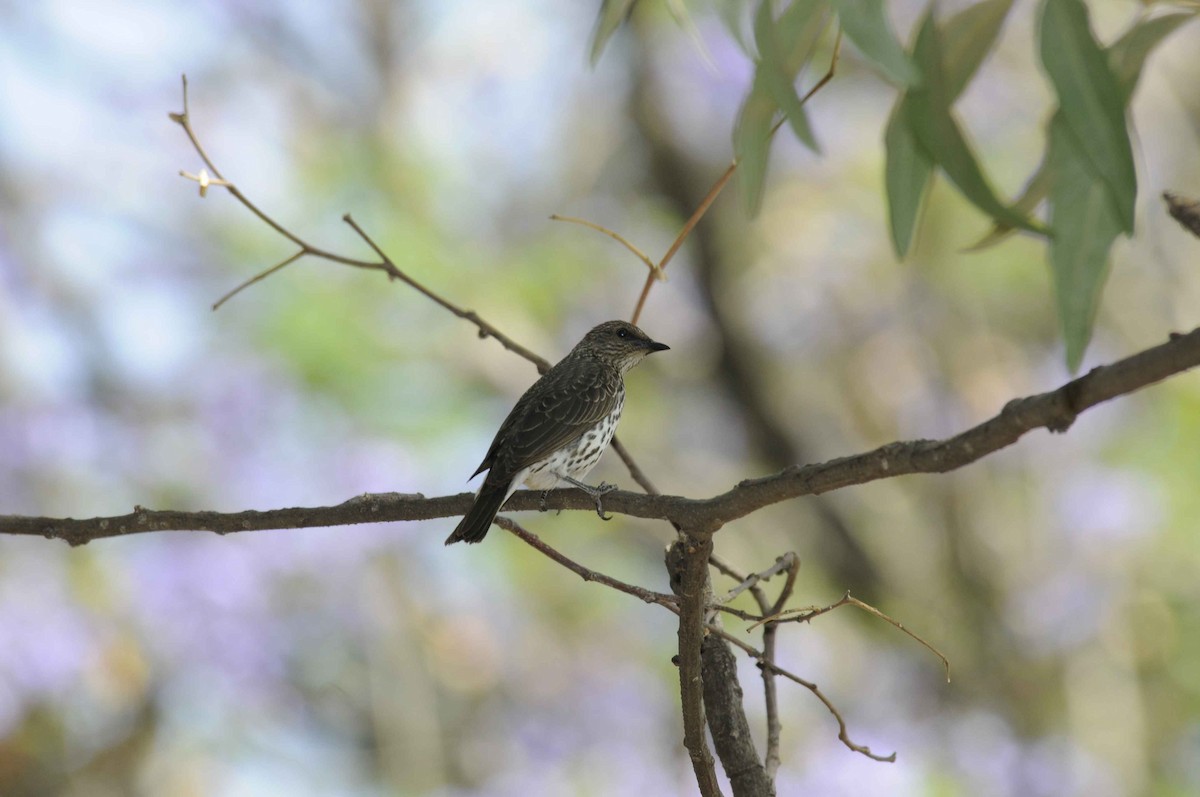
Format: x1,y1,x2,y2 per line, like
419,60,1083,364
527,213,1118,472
6,327,1199,544
668,535,724,797
701,632,775,797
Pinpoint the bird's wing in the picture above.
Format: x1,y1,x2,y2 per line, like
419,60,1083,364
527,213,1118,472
471,359,621,479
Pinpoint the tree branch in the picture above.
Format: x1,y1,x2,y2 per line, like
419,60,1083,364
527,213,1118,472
701,631,775,797
668,534,724,797
8,326,1199,544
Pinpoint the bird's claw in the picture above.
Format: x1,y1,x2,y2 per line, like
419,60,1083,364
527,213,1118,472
592,482,617,520
539,490,549,512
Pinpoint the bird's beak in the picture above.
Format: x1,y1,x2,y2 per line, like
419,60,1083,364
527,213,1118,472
646,339,670,352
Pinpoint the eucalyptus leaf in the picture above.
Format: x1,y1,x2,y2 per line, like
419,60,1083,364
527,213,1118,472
833,0,920,86
906,13,1042,234
941,0,1016,100
753,0,826,151
734,74,779,215
1107,12,1195,100
1039,0,1136,233
884,98,933,257
590,0,639,65
1046,116,1122,371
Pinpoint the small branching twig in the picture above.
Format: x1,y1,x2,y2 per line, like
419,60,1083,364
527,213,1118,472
549,214,665,281
710,552,800,779
708,624,895,763
714,552,799,606
496,520,884,766
628,30,841,326
495,517,678,609
753,591,951,683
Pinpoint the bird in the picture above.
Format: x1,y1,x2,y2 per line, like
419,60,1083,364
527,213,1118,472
445,320,669,544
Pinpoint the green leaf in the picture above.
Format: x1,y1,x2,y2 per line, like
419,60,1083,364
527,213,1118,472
941,0,1016,100
884,98,933,257
905,12,1043,234
589,0,639,65
1047,116,1122,371
736,0,831,213
1039,0,1136,233
1107,12,1195,101
752,0,827,151
734,74,779,216
714,0,754,55
883,0,1015,257
833,0,919,86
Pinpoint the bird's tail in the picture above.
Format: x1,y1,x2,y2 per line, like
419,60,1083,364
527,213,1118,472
445,479,510,545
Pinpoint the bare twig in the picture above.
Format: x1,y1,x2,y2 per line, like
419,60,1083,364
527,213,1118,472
171,75,547,365
494,519,882,766
710,552,800,780
710,625,896,763
628,30,841,327
549,214,664,280
608,436,662,495
212,249,305,310
753,592,951,682
714,553,799,606
494,516,678,609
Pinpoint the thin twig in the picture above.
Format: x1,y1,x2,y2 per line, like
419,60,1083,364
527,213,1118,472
753,592,951,682
714,552,799,605
762,554,799,778
494,517,678,609
710,624,896,763
497,518,882,764
628,29,841,327
212,249,306,310
608,436,661,495
709,552,800,779
549,214,664,280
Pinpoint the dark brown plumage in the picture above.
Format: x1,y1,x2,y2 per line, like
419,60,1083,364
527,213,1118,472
446,320,669,544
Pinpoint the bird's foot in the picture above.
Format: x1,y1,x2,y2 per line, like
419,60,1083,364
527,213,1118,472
563,477,618,520
539,490,550,512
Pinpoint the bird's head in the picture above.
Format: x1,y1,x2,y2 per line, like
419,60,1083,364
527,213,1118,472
575,320,670,373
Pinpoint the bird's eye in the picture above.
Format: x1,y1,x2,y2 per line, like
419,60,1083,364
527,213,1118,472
617,328,628,338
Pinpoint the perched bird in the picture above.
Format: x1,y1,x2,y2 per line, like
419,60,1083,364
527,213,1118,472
446,320,669,544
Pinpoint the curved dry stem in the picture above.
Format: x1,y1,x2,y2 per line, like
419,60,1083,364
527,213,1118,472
709,624,895,763
495,516,678,609
628,29,841,327
550,214,663,280
755,592,951,683
213,249,306,311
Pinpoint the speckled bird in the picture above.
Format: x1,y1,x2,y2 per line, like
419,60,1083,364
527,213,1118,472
445,320,669,544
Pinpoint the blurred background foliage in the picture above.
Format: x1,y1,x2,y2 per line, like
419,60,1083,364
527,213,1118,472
1,0,1199,795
